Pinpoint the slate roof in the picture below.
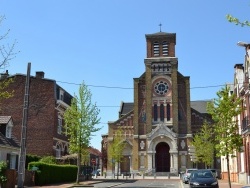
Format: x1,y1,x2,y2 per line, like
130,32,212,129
119,101,211,117
0,132,20,148
190,100,211,114
119,102,134,116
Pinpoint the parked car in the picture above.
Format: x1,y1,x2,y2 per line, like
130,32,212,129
91,169,101,176
182,168,198,184
189,169,219,188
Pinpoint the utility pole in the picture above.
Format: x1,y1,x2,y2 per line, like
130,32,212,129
17,63,31,188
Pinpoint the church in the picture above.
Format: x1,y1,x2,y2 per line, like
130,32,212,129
102,31,215,176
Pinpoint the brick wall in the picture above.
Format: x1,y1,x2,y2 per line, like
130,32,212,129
0,75,68,156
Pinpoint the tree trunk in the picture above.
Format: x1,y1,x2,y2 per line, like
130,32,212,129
226,153,231,188
116,162,119,180
76,152,81,184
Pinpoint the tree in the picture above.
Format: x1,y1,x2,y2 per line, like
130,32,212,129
63,81,101,184
207,86,243,188
0,15,18,107
0,15,18,68
226,14,250,27
108,128,126,179
191,122,214,168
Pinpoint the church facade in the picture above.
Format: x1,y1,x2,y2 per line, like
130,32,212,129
104,31,214,176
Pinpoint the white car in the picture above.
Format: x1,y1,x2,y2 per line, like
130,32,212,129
182,168,198,184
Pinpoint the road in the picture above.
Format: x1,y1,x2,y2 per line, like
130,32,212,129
84,179,245,188
93,179,182,188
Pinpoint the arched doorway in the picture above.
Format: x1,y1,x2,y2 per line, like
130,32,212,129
155,142,170,172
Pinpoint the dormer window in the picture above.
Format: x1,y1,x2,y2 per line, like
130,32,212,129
6,125,12,138
59,89,64,101
153,42,159,56
162,41,169,56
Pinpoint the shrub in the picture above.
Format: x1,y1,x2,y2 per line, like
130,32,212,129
0,161,7,186
28,162,77,186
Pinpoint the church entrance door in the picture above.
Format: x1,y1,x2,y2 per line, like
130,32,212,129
155,142,170,172
120,156,130,174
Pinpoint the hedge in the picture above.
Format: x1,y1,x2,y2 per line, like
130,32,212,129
28,162,77,186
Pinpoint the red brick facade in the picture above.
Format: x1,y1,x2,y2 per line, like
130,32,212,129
0,72,72,157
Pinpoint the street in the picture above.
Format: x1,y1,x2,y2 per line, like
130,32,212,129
82,178,245,188
93,179,182,188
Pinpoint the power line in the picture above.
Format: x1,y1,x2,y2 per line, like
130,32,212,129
57,80,230,90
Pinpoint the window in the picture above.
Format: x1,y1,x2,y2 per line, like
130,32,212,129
59,89,64,101
57,115,62,134
6,125,12,138
162,41,169,56
56,145,61,159
153,42,159,56
167,104,170,121
154,104,158,121
160,104,164,121
10,154,17,169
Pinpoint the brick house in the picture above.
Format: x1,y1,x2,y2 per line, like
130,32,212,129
0,71,72,158
0,116,19,169
104,31,216,176
229,42,250,184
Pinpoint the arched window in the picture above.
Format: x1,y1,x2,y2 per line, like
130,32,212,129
153,42,159,56
154,104,158,121
167,104,170,121
160,104,164,121
162,41,169,56
56,144,62,159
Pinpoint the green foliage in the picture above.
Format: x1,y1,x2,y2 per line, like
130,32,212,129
39,156,57,164
0,78,14,107
191,122,214,167
28,162,77,186
63,81,101,183
207,86,243,157
26,154,41,168
108,128,126,179
64,81,101,153
109,128,126,164
0,161,7,183
226,14,250,27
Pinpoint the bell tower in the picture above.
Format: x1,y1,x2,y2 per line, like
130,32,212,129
143,32,180,134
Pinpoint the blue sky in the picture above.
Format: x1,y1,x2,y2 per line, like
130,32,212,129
1,1,249,151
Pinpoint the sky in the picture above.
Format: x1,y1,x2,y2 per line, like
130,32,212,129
0,0,249,151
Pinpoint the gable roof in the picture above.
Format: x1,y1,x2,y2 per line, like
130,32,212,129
0,116,12,124
0,116,20,149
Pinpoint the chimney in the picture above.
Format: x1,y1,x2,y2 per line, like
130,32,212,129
0,70,9,80
36,71,45,79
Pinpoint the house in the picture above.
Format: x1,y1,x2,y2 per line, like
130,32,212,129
0,116,19,169
103,31,216,176
229,42,250,185
0,71,73,158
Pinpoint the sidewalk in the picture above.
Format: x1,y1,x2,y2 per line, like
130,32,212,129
25,175,249,188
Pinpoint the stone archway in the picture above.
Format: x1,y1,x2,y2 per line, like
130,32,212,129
155,142,170,172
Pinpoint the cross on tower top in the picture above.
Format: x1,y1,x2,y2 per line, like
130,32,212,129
159,23,162,32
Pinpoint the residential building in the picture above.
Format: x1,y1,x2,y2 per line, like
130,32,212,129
0,71,72,158
104,31,215,176
230,42,250,185
0,116,19,169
